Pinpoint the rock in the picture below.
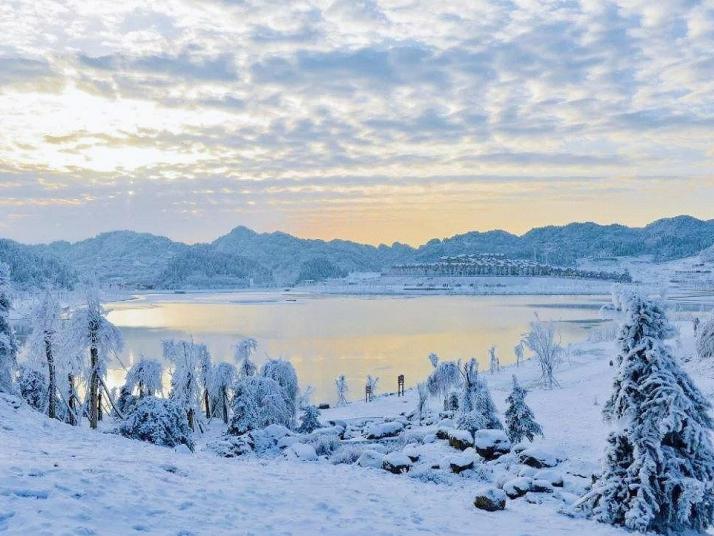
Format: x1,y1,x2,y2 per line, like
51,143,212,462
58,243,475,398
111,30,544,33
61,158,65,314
519,448,561,468
284,443,318,461
531,479,554,493
364,421,404,440
174,444,192,455
447,429,474,450
473,429,512,460
525,492,542,505
474,487,507,512
435,427,451,441
449,448,476,474
503,477,532,499
356,450,385,469
403,445,421,463
318,403,330,410
533,469,564,487
422,433,437,444
382,452,412,474
277,435,300,450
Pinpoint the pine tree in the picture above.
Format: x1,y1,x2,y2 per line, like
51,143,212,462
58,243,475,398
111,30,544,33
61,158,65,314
504,375,542,443
297,405,322,433
456,359,501,438
17,364,48,411
0,263,18,394
696,317,714,360
584,295,714,533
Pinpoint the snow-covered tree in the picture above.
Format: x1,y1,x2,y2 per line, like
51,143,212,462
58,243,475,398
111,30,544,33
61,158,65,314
197,344,212,419
0,263,18,394
260,358,299,418
164,339,204,431
17,364,48,411
504,375,542,443
297,405,322,433
365,375,379,401
297,385,314,410
27,290,62,418
488,346,499,374
456,358,501,438
416,382,429,423
696,317,714,360
119,396,194,450
207,362,236,424
428,352,439,368
234,337,257,378
426,359,461,407
522,316,562,389
125,357,163,398
229,376,293,434
583,295,714,533
514,342,524,367
65,288,123,428
335,375,348,407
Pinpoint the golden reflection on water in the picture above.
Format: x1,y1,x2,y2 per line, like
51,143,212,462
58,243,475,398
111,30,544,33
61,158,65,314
106,294,609,403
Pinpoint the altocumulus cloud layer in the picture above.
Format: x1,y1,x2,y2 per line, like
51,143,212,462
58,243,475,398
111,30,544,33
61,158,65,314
0,0,712,244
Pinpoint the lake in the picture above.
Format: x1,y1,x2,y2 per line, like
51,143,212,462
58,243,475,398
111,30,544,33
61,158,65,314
105,292,612,404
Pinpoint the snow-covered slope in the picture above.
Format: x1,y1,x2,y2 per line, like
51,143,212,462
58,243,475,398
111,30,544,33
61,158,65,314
1,319,709,535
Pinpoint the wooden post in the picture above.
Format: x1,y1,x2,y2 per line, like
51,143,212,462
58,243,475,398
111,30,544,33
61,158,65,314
397,375,405,397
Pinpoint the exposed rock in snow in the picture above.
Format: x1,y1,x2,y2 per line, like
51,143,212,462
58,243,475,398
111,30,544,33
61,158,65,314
473,429,511,460
356,449,385,469
474,487,507,511
448,449,476,474
519,448,561,468
503,477,532,499
383,452,412,474
364,420,404,440
446,429,474,450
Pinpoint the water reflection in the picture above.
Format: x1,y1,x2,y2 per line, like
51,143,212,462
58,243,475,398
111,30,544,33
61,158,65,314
106,293,610,404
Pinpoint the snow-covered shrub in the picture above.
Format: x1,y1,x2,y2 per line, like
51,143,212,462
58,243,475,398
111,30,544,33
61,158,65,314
335,374,349,406
427,359,461,407
119,396,194,451
207,362,236,424
504,375,543,443
330,445,364,465
17,364,48,411
260,359,299,416
0,263,18,394
522,316,562,389
696,318,714,360
234,337,257,378
583,295,714,534
116,386,138,417
457,359,501,438
297,405,322,433
229,376,293,435
309,434,340,456
125,358,163,397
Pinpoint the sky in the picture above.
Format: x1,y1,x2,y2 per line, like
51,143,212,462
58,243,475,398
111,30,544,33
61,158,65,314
0,0,713,246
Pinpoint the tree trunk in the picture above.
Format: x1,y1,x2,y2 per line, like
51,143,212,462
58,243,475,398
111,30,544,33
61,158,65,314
204,390,211,419
221,386,228,424
89,342,99,430
45,334,56,419
67,373,76,426
97,391,103,421
187,408,195,431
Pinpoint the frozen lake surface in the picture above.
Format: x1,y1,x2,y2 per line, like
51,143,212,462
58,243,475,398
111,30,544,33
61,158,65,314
105,291,612,404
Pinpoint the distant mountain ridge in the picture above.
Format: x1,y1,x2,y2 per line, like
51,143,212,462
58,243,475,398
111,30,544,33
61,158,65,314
1,215,712,289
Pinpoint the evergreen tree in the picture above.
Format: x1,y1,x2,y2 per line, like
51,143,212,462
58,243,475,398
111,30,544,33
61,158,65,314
297,405,322,434
456,359,502,438
584,295,714,533
696,317,714,360
504,375,542,443
17,364,48,411
0,263,18,393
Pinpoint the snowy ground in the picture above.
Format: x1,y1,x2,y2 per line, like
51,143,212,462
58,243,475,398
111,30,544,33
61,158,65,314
1,319,712,535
